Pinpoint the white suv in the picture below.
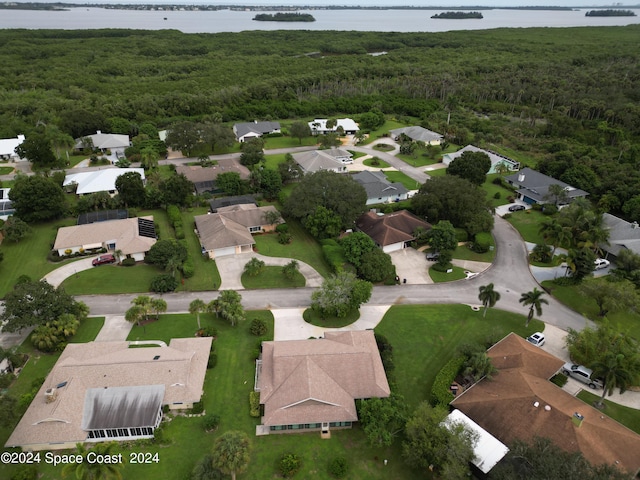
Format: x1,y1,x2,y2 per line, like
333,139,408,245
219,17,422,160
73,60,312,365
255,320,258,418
594,258,610,270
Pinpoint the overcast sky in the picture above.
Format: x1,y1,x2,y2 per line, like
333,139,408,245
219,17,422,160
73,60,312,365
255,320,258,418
21,1,639,6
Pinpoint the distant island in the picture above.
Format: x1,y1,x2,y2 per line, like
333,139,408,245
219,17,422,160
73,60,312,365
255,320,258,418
585,9,637,17
253,13,315,22
431,11,483,19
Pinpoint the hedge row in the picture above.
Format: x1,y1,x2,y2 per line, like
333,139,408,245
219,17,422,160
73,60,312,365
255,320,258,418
430,355,465,407
249,391,261,417
321,239,345,273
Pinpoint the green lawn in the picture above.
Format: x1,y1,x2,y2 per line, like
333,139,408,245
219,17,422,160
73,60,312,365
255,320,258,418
375,304,543,409
264,136,317,149
254,221,332,278
358,119,406,145
383,170,420,190
577,390,640,434
0,166,14,175
362,157,390,168
241,266,305,289
0,217,77,297
178,207,222,291
482,173,514,208
61,264,161,295
263,153,288,170
429,265,467,282
425,167,447,177
303,307,360,328
505,209,547,244
348,150,366,160
541,280,640,340
452,241,496,263
396,152,441,167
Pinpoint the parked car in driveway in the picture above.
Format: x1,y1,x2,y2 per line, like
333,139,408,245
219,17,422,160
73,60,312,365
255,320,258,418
562,363,603,389
508,204,526,212
426,251,440,261
92,254,116,266
526,332,545,347
594,258,610,270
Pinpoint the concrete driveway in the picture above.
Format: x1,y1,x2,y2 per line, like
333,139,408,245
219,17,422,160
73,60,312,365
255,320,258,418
389,248,433,284
496,202,530,217
215,252,323,291
42,256,100,287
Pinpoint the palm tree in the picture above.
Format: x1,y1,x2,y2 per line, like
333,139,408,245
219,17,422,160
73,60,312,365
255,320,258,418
494,161,511,176
208,299,221,318
189,299,206,329
125,305,145,328
150,298,167,319
113,249,123,265
519,288,548,327
62,442,124,480
211,431,251,480
132,295,153,322
478,283,500,318
545,183,568,206
591,353,635,409
538,218,570,257
463,352,497,382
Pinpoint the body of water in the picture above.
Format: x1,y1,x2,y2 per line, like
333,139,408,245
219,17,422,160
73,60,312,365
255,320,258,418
1,7,640,32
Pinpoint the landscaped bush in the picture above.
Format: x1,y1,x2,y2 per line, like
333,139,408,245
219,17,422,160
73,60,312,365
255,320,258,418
430,355,465,407
321,239,345,273
196,326,218,337
275,223,289,234
454,228,468,243
249,318,268,336
279,453,302,478
550,373,568,387
207,352,217,369
191,401,204,415
181,257,195,278
472,232,492,253
531,202,543,211
202,413,220,432
150,274,178,293
278,232,292,244
167,204,181,225
531,243,552,263
47,250,65,262
0,373,15,388
10,465,39,480
328,456,348,478
542,204,558,215
174,223,185,239
492,177,503,185
249,391,261,417
375,333,394,374
121,258,136,266
493,191,501,199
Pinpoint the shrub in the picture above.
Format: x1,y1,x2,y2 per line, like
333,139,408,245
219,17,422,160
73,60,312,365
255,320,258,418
11,465,39,480
203,413,220,432
197,326,218,337
493,191,501,199
328,456,348,479
278,232,292,244
531,243,552,263
181,257,195,278
531,202,543,211
150,274,178,293
542,204,558,215
472,232,492,253
279,453,302,478
167,204,181,225
207,352,217,369
550,373,568,387
492,177,503,185
47,250,65,262
249,318,268,336
174,225,185,239
454,228,468,243
0,373,15,388
322,242,346,273
275,223,289,234
121,257,136,266
430,355,465,407
191,401,204,415
249,391,261,417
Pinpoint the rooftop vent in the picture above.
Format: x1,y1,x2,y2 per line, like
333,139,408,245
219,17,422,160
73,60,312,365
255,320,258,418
518,173,525,182
572,412,584,427
45,388,57,403
153,355,160,360
632,221,639,229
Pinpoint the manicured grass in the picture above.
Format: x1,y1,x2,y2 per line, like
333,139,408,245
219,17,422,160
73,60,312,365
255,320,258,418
577,390,640,434
452,241,496,263
425,167,447,176
254,222,332,278
178,207,222,291
373,143,395,152
303,307,360,328
264,136,317,149
505,209,547,244
0,166,14,175
348,150,366,160
541,280,640,340
66,154,88,167
429,265,467,282
482,174,514,207
358,119,406,145
376,304,543,409
263,152,288,170
383,170,420,190
396,152,441,167
0,217,77,297
61,263,162,294
363,157,390,168
241,266,305,289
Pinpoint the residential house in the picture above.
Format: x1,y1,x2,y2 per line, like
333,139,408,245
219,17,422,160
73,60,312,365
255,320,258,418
356,210,431,253
352,171,409,205
53,216,157,261
602,213,640,259
176,158,250,195
63,168,145,196
194,204,282,258
233,121,281,143
442,145,520,174
451,333,640,477
209,195,256,213
389,126,443,145
0,134,25,160
256,330,390,435
6,337,212,451
74,130,130,157
504,167,588,205
308,118,359,135
0,188,15,221
292,148,352,174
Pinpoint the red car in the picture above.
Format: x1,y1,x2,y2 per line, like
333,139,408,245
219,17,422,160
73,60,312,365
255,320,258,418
92,254,116,266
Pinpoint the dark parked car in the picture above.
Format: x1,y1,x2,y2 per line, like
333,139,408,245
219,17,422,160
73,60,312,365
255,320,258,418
92,254,116,266
508,204,526,212
426,251,440,261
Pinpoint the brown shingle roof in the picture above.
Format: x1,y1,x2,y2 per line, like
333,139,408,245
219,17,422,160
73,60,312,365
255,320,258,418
356,210,430,247
175,158,250,183
258,331,390,427
451,333,640,476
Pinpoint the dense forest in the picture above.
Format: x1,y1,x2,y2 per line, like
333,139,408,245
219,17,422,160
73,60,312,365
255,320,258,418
1,26,639,219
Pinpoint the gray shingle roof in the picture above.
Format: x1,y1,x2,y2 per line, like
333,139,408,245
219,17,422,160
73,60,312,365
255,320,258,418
504,167,588,204
389,126,443,143
233,121,281,140
603,213,640,256
292,149,349,174
352,171,408,201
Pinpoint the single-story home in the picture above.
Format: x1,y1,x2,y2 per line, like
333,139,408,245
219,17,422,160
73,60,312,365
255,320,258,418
451,333,640,477
256,330,390,435
352,171,409,205
292,148,352,174
0,188,15,221
356,210,431,253
53,216,157,261
176,158,250,195
233,121,281,143
389,126,443,145
63,168,145,196
602,213,640,259
74,130,130,156
0,134,25,160
442,145,520,174
308,118,359,135
209,195,256,213
194,204,282,258
5,337,212,451
504,167,588,205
